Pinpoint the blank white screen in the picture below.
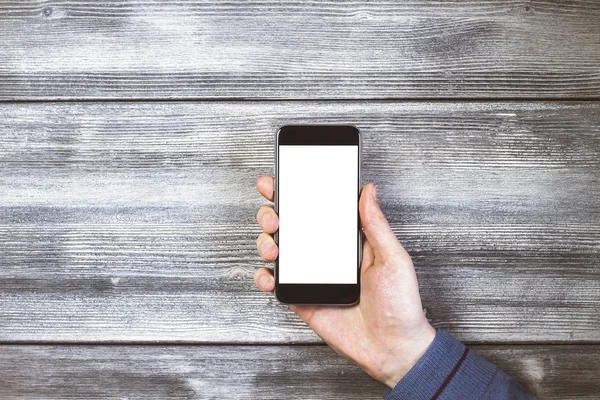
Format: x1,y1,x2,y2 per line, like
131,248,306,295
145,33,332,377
278,145,358,284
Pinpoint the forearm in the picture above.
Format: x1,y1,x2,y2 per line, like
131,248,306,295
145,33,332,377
384,329,537,400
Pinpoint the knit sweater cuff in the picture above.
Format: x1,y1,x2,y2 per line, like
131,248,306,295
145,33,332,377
383,329,497,400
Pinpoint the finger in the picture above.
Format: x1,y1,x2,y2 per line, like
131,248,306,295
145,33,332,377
361,237,374,269
256,232,278,261
254,267,275,292
361,238,376,281
256,176,275,202
359,183,405,261
256,205,279,234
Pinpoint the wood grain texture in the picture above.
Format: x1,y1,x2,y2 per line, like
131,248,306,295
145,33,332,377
1,1,600,100
0,101,599,343
0,345,387,399
0,344,599,399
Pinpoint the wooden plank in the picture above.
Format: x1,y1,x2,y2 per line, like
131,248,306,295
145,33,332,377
0,344,599,399
479,345,600,399
1,1,600,100
0,101,599,343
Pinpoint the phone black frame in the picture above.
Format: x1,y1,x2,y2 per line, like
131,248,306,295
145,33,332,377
274,125,361,305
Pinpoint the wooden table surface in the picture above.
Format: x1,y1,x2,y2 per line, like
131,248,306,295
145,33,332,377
1,1,599,399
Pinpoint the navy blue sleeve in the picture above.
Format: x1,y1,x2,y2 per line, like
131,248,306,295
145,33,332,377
383,329,537,400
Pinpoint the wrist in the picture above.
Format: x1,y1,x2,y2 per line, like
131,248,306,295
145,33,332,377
380,323,437,389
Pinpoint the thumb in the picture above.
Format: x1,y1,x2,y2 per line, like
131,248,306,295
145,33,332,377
359,183,404,261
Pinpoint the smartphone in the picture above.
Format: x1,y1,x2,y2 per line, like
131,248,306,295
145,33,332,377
274,125,361,305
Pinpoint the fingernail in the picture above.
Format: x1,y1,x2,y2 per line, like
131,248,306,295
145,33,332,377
372,184,377,201
261,213,271,228
259,275,270,289
260,241,272,255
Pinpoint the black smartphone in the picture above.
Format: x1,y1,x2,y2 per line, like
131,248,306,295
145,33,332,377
274,125,361,305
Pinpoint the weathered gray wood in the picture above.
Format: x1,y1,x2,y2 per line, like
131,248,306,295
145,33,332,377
1,1,600,100
0,345,385,399
479,345,600,399
0,101,599,343
0,344,598,399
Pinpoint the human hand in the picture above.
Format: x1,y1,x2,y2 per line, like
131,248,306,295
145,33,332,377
254,176,436,388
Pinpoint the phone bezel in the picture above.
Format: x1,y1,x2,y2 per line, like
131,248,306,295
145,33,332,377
274,125,362,305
